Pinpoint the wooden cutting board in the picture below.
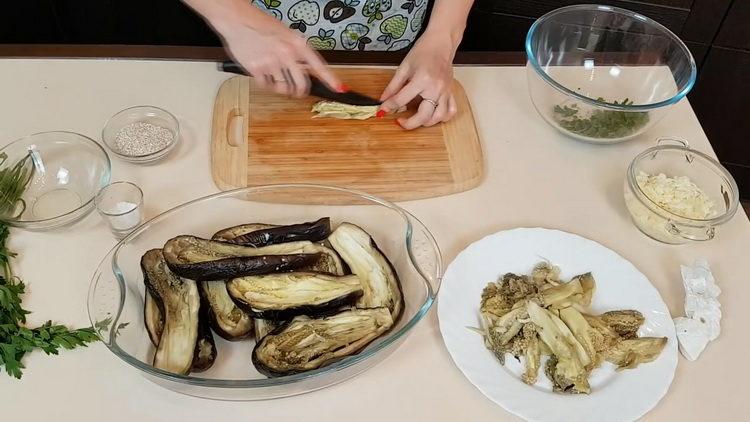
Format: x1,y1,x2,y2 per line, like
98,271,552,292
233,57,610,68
210,68,483,202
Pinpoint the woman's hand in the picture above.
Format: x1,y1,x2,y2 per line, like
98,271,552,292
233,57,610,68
186,0,341,98
379,32,459,130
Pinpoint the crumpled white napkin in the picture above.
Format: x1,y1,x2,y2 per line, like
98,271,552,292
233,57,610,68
673,259,721,361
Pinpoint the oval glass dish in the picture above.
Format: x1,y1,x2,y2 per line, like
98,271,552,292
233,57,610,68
88,185,442,400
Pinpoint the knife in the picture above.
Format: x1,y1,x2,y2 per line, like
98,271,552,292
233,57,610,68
219,61,382,106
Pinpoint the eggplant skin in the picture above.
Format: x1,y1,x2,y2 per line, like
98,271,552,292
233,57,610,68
227,273,364,320
141,249,200,375
328,223,404,322
191,294,218,372
167,253,322,282
252,308,393,377
199,280,254,341
216,218,331,247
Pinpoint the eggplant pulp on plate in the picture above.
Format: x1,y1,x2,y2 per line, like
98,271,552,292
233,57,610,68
141,249,200,375
227,272,363,320
214,218,331,247
252,308,394,376
199,280,254,340
328,223,403,321
162,236,327,281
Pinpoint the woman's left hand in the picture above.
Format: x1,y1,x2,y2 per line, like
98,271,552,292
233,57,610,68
379,32,459,130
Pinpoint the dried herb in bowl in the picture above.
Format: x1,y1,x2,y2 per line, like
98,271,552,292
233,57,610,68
553,98,650,139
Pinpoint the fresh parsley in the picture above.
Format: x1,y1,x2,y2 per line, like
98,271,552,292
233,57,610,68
0,168,98,378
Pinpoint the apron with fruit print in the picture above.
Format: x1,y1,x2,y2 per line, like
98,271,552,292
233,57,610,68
250,0,429,51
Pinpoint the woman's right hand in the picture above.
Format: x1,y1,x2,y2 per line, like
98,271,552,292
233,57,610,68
198,0,342,98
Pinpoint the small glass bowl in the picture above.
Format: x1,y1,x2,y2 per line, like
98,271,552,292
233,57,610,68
624,139,740,244
526,5,697,143
0,131,111,230
102,106,179,163
87,184,442,400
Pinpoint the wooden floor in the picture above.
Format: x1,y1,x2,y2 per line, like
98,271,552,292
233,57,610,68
744,201,750,216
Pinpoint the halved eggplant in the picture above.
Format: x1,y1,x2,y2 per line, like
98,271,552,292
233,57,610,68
254,318,277,339
191,295,218,372
227,272,363,320
199,280,254,340
214,218,331,247
141,249,200,375
213,223,277,243
252,308,393,376
162,236,325,281
328,223,403,321
144,290,164,347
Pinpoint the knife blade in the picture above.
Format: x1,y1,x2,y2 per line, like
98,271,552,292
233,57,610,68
219,62,382,106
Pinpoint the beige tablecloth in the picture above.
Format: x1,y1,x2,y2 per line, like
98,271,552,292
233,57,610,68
0,59,748,421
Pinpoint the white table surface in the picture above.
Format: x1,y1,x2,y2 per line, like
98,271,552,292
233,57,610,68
0,59,748,421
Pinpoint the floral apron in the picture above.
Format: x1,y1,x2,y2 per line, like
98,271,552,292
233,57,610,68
250,0,429,51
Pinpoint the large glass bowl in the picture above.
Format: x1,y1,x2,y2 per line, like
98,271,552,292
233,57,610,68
526,5,697,143
0,131,111,230
88,184,442,400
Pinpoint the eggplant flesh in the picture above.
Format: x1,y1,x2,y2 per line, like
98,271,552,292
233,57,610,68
227,273,363,320
213,223,277,243
162,236,339,281
328,223,403,321
215,218,331,247
199,280,254,340
254,318,277,339
252,308,393,376
141,249,200,375
144,290,164,347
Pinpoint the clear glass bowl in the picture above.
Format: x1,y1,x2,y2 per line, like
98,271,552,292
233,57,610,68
87,184,442,400
526,5,697,144
102,106,179,163
0,131,111,230
624,139,739,244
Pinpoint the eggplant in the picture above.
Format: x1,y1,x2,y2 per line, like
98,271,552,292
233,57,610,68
213,223,277,243
162,236,325,281
199,280,254,340
191,295,218,372
254,318,277,339
141,249,200,375
252,308,393,376
144,290,164,347
328,223,404,321
227,273,363,320
214,218,331,247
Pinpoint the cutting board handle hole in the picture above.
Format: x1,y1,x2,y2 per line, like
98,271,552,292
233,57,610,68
226,109,244,147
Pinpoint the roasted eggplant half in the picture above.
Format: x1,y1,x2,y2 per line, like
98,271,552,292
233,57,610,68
144,290,164,347
227,272,363,320
199,280,254,340
141,249,200,375
213,223,277,242
328,223,403,320
191,298,218,372
252,308,394,376
162,236,326,281
214,218,331,247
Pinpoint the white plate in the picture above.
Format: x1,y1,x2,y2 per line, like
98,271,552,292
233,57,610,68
438,228,677,422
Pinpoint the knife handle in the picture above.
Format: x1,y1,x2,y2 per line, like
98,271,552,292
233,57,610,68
219,61,333,97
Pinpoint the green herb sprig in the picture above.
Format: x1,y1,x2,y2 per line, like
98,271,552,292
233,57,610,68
553,98,650,139
0,152,34,220
0,155,98,379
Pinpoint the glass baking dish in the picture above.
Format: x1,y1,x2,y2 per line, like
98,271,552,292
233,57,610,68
88,184,442,400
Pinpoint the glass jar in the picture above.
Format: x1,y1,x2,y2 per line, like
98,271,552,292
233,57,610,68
624,139,739,244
